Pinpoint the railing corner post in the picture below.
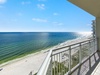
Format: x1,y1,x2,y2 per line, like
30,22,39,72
79,43,82,64
69,46,71,73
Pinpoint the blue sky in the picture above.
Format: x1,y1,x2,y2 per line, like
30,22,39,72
0,0,95,32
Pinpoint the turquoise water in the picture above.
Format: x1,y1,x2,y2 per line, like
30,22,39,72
0,32,82,63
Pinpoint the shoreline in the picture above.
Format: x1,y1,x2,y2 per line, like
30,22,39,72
0,43,55,65
0,34,91,66
0,36,91,75
0,38,74,66
0,50,48,75
0,47,51,67
0,36,91,67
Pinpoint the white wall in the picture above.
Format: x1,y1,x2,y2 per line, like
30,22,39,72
96,17,100,51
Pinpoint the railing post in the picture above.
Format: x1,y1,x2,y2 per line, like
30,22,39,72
93,38,96,52
79,43,82,63
96,38,98,51
50,54,52,75
88,40,92,70
89,40,91,55
37,50,53,75
96,38,99,51
69,46,71,73
94,38,97,52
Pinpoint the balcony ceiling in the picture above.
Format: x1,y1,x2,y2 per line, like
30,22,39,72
68,0,100,17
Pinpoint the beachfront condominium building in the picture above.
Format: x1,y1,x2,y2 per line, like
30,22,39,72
36,0,100,75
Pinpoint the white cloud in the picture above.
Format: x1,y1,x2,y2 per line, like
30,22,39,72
21,1,31,5
0,0,6,4
37,4,45,10
53,22,63,26
53,13,59,16
32,18,48,22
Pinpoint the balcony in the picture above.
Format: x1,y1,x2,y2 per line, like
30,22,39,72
36,0,100,74
37,37,100,75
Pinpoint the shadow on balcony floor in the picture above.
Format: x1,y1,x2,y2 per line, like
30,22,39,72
71,51,100,75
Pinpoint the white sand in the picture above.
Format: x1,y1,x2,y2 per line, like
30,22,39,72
0,36,91,75
0,51,48,75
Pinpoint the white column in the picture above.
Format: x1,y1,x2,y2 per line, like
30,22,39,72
96,17,100,51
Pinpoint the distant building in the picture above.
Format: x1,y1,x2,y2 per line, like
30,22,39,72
92,20,96,38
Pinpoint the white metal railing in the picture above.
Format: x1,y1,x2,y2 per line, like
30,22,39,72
37,49,52,75
37,38,97,75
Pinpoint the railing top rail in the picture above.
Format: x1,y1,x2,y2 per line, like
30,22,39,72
52,38,94,51
37,49,52,75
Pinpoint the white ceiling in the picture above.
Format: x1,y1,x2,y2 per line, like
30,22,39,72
68,0,100,17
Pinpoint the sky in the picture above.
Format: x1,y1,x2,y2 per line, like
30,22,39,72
0,0,95,32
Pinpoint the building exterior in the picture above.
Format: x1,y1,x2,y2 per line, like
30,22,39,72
92,20,96,39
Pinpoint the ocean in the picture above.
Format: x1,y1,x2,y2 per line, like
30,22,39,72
0,32,83,63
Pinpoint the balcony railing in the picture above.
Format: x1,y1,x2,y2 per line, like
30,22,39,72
37,38,97,75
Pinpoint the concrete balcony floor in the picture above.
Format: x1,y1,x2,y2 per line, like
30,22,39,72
71,51,100,75
91,57,100,75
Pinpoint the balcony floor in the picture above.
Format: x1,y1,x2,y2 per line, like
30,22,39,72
71,51,100,75
91,58,100,75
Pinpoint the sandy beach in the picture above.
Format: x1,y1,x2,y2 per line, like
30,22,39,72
0,36,91,75
0,51,48,75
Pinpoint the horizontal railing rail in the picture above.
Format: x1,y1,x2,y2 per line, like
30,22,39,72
37,49,52,75
53,38,95,51
37,38,97,75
